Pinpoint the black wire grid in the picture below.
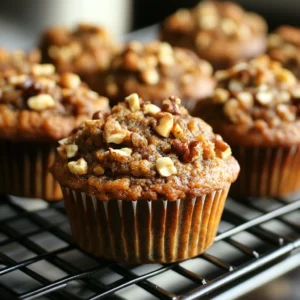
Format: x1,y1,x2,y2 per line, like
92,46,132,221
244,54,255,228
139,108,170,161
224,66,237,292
0,194,299,300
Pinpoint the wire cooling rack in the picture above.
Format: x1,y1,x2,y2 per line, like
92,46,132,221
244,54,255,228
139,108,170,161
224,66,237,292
0,194,299,300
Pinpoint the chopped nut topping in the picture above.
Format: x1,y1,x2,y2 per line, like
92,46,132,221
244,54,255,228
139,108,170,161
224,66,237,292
143,103,161,115
214,139,232,159
68,158,88,175
103,119,128,144
156,157,177,177
60,73,81,89
106,81,118,96
155,112,174,137
58,137,71,145
276,104,296,122
213,88,230,104
65,144,78,158
27,94,55,111
172,123,184,139
221,18,237,36
140,68,160,85
93,165,105,175
110,147,132,157
256,91,273,105
31,64,55,76
229,79,243,92
125,93,140,112
237,92,253,109
8,75,28,85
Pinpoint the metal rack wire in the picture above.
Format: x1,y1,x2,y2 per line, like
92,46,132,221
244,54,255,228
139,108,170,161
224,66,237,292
0,194,298,300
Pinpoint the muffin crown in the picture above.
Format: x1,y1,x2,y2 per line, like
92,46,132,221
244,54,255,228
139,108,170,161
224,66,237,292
212,56,300,128
53,94,239,201
166,1,266,42
0,48,41,74
104,41,214,103
268,26,300,78
40,23,118,73
0,62,109,141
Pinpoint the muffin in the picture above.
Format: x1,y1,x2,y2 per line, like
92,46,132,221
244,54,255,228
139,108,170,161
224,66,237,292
0,62,109,201
101,40,214,112
161,1,267,69
195,55,300,197
40,23,119,92
268,26,300,79
51,94,239,263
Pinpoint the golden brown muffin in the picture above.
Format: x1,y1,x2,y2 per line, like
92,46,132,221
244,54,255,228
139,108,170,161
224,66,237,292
195,55,300,197
101,40,214,112
51,94,239,263
40,23,119,91
0,62,109,201
268,26,300,79
161,1,267,69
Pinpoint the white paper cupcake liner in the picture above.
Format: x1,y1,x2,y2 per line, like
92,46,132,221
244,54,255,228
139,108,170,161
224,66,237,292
61,185,230,264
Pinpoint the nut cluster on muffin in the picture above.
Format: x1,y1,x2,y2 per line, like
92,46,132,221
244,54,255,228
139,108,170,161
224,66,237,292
161,1,267,69
0,48,41,75
52,94,239,201
40,23,119,76
0,63,109,141
102,40,214,111
268,26,300,79
206,56,300,146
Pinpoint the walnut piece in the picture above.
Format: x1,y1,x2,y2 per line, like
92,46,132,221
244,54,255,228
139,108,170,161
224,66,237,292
65,144,78,158
27,94,55,111
156,157,177,177
68,158,88,175
93,165,105,175
172,123,184,139
104,119,128,144
155,112,174,137
60,73,81,89
143,103,161,115
31,64,55,76
125,93,140,112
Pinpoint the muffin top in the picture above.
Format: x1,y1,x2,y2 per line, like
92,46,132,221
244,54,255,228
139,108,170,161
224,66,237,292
0,63,109,141
268,26,300,78
40,23,118,74
103,40,214,104
161,1,267,68
196,55,300,147
0,48,41,75
51,94,239,201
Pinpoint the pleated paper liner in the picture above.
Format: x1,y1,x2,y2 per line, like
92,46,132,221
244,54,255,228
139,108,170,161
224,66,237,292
230,145,300,197
62,185,230,264
0,140,62,201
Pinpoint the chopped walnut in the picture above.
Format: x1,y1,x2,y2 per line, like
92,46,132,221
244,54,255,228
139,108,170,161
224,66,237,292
103,119,128,144
27,94,55,111
125,93,140,112
154,112,174,137
156,157,177,177
68,158,88,175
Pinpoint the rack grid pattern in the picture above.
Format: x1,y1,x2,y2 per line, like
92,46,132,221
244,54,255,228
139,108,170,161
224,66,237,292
0,194,299,300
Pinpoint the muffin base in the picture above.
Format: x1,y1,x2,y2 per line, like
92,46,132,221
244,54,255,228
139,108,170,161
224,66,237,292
0,140,62,201
61,185,230,264
230,145,300,197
